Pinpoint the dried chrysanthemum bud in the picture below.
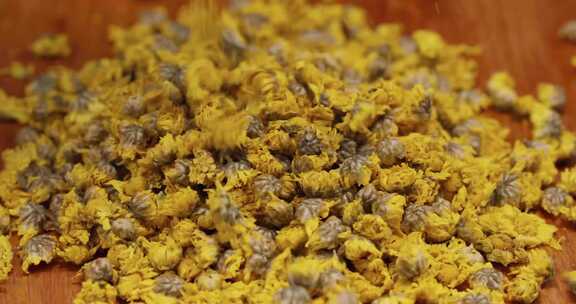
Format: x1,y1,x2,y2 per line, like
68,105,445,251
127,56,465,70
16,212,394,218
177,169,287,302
338,138,358,161
274,285,311,304
399,36,418,54
0,208,10,234
458,89,485,107
221,29,247,60
541,187,570,215
356,144,375,157
127,191,156,219
460,293,491,304
298,128,323,155
491,173,521,205
444,142,466,159
84,122,107,144
376,138,405,166
28,73,57,95
111,218,136,240
246,228,276,275
216,192,242,224
459,245,485,264
340,155,368,176
559,20,576,42
307,216,348,251
371,114,398,138
22,234,57,271
216,249,240,275
19,202,57,232
535,111,563,139
394,248,428,280
254,174,282,197
262,197,294,228
17,163,51,190
295,199,324,223
369,57,389,81
223,160,251,179
96,161,117,180
537,83,566,111
154,272,185,297
401,204,430,233
319,268,345,289
83,258,114,283
165,159,190,186
332,292,359,304
119,124,147,147
415,96,433,120
196,270,223,291
70,90,93,112
139,9,167,26
145,238,183,271
154,34,179,52
357,184,380,210
159,63,186,92
469,268,504,290
288,263,320,289
30,33,71,58
123,95,146,117
15,127,40,145
452,119,480,137
564,271,576,296
1,1,576,302
488,74,518,110
247,116,265,138
371,193,398,217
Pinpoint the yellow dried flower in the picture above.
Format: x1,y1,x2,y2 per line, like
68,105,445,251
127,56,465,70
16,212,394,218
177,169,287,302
0,235,13,281
0,61,35,80
0,1,574,303
30,33,71,58
564,271,576,296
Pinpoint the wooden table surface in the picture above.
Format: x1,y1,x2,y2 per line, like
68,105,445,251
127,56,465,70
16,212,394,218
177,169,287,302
1,0,576,303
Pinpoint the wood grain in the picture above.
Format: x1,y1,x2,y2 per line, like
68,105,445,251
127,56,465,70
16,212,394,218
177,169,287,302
0,0,575,303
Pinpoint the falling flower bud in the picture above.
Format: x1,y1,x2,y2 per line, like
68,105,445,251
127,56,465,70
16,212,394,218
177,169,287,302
537,83,566,111
564,271,576,296
559,20,576,42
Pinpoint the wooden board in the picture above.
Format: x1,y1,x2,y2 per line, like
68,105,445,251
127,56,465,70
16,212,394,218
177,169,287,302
0,0,575,302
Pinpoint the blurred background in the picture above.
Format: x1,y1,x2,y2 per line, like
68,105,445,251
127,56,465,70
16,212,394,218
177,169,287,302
0,0,575,303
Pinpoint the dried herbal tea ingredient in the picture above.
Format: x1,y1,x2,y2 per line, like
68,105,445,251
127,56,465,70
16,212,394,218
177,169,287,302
0,235,12,281
564,271,576,296
0,62,35,80
559,20,576,42
30,33,71,58
0,0,574,303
